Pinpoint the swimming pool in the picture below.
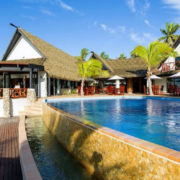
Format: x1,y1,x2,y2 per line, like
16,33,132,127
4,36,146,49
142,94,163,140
48,96,180,151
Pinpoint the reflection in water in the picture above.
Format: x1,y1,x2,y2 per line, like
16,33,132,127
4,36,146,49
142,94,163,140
25,117,92,180
51,97,180,151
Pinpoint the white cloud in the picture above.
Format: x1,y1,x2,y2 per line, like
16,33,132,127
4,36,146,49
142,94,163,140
127,0,136,12
56,0,73,11
163,0,180,23
163,0,180,10
144,19,153,28
100,24,116,34
130,32,156,44
41,9,55,16
126,0,150,15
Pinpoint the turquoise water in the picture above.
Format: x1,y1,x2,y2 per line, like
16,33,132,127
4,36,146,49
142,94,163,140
25,117,92,180
49,96,180,151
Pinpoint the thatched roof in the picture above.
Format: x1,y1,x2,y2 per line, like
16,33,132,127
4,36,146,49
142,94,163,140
19,28,79,81
106,58,148,77
0,58,45,66
91,52,148,78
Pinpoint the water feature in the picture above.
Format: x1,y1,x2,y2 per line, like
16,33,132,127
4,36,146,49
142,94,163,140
25,116,92,180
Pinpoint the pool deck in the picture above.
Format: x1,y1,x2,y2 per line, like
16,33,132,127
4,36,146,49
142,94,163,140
0,117,22,180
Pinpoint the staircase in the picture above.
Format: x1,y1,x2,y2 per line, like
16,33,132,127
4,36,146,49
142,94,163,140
23,99,43,117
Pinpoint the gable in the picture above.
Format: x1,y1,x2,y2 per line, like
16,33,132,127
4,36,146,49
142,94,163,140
6,36,42,60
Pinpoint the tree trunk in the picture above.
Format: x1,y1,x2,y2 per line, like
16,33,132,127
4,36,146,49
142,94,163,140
81,78,85,96
147,71,153,96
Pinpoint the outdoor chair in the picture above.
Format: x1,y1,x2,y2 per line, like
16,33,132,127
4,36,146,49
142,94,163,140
120,85,125,95
89,86,95,95
78,86,81,95
153,85,159,95
84,87,89,95
108,86,115,95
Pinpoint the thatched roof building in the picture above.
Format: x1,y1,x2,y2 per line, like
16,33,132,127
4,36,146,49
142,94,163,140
2,28,79,81
91,52,148,78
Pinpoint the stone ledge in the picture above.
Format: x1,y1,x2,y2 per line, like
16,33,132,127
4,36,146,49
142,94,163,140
19,113,42,180
43,102,180,179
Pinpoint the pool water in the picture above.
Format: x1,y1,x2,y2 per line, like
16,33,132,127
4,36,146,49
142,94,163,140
25,117,92,180
49,97,180,151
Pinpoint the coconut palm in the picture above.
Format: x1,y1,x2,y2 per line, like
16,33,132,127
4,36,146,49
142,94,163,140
77,49,109,96
100,51,109,60
131,41,177,95
159,22,180,46
76,48,90,96
118,53,126,59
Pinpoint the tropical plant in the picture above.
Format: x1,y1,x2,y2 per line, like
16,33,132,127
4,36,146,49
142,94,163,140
100,51,109,60
131,41,177,95
118,53,126,59
77,49,109,96
159,22,180,46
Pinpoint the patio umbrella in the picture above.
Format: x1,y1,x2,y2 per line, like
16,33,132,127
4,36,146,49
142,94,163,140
169,72,180,78
108,75,124,88
145,75,162,79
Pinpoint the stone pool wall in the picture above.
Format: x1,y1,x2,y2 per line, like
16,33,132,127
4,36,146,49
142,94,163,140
42,103,180,180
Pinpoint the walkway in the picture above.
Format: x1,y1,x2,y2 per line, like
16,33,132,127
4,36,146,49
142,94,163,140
0,117,22,180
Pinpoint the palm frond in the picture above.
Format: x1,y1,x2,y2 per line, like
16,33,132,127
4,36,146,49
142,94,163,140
131,46,148,64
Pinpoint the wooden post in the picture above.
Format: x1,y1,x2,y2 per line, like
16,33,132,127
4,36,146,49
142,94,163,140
53,78,56,96
127,78,133,94
29,69,33,88
47,76,51,96
3,73,5,88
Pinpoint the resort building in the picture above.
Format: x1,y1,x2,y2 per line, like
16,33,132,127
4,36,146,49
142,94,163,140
0,27,180,100
0,27,79,98
154,36,180,93
91,52,148,94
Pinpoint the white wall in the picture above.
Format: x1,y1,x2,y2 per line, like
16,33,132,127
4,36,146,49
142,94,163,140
6,36,42,60
159,44,180,71
154,77,167,93
11,98,31,116
0,99,3,117
38,71,47,97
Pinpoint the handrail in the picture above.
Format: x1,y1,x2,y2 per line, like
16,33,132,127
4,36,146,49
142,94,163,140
10,88,27,98
161,62,175,72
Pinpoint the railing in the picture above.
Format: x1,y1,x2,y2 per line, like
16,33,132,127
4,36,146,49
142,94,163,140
161,62,175,72
0,88,2,98
10,88,27,98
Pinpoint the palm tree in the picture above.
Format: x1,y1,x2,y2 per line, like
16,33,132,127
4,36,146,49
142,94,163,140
159,22,180,46
118,53,126,59
76,48,90,96
131,41,177,95
77,49,109,96
100,51,109,60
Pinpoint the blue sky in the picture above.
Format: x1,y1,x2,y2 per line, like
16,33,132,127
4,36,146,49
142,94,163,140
0,0,180,59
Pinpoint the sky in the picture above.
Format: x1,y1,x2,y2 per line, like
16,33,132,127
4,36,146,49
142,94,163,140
0,0,180,59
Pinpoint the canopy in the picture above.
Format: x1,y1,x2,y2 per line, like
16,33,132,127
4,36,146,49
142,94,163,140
145,75,162,80
108,75,124,80
169,72,180,78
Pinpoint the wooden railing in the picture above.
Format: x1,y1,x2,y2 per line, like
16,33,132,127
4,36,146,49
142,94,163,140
10,88,27,98
161,62,175,72
0,88,2,98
